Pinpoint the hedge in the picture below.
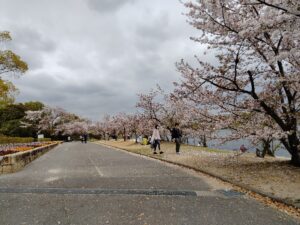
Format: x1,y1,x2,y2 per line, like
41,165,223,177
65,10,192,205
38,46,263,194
0,136,34,144
37,138,52,142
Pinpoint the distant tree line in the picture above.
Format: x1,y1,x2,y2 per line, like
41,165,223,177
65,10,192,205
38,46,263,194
0,101,43,137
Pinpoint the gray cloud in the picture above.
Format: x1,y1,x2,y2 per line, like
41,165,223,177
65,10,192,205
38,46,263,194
13,27,56,53
87,0,136,13
6,26,57,70
0,0,206,121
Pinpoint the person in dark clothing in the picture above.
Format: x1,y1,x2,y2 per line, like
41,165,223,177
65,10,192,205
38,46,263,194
83,134,88,143
171,123,182,154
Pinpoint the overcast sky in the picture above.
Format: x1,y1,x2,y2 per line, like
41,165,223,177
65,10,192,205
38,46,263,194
0,0,205,121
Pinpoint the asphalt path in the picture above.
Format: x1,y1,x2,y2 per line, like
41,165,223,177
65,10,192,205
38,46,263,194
0,142,298,225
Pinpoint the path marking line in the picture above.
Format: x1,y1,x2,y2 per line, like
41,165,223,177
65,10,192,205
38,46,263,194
0,187,199,197
88,155,104,177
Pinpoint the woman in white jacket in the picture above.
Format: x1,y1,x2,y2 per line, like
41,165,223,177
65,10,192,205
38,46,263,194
151,125,163,154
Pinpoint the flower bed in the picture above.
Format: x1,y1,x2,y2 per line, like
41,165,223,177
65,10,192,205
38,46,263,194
0,141,61,174
0,142,55,156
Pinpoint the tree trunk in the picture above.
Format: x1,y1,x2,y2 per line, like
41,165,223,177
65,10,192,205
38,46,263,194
202,135,207,147
281,133,300,167
262,139,274,157
289,133,300,166
199,135,207,147
291,150,300,167
123,127,127,141
135,131,138,143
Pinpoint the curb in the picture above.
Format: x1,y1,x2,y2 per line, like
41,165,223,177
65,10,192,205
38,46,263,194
0,142,61,174
97,142,299,210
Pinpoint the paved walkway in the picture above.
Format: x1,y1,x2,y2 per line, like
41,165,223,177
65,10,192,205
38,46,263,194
0,142,298,225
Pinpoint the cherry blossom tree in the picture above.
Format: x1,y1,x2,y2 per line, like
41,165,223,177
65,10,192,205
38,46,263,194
24,106,83,138
136,90,172,140
135,114,155,139
136,90,164,125
137,88,214,144
89,122,104,139
99,115,115,140
126,114,142,143
175,0,300,165
24,106,63,137
110,113,139,141
59,120,90,137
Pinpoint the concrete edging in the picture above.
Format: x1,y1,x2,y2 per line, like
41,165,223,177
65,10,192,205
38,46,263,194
0,142,60,174
97,142,299,210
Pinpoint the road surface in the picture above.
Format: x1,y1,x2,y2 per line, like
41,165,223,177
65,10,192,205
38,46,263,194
0,142,298,225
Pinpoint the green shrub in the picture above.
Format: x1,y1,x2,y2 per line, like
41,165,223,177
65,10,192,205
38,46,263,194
37,138,51,142
0,135,34,144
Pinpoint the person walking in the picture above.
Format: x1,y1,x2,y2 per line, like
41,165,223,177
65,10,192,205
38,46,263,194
151,125,163,154
83,133,88,143
171,123,182,154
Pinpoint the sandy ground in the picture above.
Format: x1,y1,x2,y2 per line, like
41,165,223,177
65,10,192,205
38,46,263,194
96,140,300,210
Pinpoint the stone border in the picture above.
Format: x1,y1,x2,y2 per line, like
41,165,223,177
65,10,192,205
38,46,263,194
96,141,300,210
0,142,61,174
